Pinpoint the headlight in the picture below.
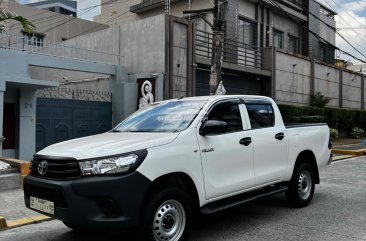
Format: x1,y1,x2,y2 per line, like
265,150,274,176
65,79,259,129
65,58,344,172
79,154,142,176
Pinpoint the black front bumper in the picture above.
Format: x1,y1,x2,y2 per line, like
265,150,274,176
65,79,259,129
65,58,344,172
24,172,151,229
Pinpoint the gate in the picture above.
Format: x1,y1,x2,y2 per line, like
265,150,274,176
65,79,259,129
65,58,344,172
36,98,112,152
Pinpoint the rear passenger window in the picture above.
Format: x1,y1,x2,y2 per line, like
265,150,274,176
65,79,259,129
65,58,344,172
246,104,274,129
208,101,243,133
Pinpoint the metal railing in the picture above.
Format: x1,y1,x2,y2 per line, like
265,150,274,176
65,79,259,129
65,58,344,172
0,32,120,65
195,29,262,69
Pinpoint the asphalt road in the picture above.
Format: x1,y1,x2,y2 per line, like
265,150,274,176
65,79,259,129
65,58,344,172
1,157,365,241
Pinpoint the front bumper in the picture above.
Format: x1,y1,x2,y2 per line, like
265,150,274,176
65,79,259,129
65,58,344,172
24,172,151,229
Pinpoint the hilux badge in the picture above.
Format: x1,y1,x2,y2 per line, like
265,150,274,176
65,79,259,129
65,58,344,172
38,161,48,175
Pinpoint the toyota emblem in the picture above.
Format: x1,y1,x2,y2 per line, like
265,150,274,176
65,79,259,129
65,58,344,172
38,161,48,175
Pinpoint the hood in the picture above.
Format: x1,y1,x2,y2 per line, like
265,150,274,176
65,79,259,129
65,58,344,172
36,132,179,160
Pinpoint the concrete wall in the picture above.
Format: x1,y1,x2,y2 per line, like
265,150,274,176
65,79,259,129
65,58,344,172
271,49,365,109
342,71,362,109
99,0,212,25
319,14,336,46
274,51,311,104
119,14,166,74
3,1,108,43
238,0,256,20
314,63,339,107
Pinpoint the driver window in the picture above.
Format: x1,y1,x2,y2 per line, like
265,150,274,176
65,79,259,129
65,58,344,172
208,101,243,133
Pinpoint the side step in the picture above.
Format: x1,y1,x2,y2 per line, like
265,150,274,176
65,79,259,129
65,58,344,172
200,185,288,214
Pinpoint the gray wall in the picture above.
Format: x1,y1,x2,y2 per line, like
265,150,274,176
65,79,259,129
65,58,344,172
119,14,166,74
271,49,365,109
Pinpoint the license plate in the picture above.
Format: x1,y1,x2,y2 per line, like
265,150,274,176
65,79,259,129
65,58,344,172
30,196,54,215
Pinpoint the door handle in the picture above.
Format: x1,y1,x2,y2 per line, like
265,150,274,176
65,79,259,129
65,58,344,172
275,132,285,140
239,137,252,146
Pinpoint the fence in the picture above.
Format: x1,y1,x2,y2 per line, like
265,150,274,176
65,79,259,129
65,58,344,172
37,87,112,102
0,32,119,65
195,29,262,69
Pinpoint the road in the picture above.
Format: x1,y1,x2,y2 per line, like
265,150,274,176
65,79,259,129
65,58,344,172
1,157,365,241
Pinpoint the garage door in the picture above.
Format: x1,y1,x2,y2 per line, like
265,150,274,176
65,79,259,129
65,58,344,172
36,98,112,152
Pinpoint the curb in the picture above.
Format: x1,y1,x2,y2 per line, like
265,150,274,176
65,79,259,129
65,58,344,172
331,149,366,156
332,155,356,162
0,215,50,230
0,157,31,190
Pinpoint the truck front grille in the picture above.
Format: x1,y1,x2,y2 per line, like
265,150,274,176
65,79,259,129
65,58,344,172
30,157,81,179
24,183,68,208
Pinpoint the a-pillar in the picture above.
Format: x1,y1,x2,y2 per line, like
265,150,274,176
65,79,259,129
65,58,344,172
17,88,37,161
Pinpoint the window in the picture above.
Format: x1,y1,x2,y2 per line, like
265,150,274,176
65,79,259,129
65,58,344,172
319,42,327,62
23,32,44,47
114,100,206,133
208,101,243,133
238,18,257,47
246,104,274,129
288,35,299,54
273,29,284,49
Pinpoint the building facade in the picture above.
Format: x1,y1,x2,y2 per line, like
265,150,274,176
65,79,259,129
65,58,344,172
3,0,107,43
26,0,77,17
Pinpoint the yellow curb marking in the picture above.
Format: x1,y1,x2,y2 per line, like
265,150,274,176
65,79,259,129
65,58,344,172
331,149,366,156
0,215,50,229
332,155,356,162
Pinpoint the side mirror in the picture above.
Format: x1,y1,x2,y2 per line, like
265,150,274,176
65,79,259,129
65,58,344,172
199,120,228,136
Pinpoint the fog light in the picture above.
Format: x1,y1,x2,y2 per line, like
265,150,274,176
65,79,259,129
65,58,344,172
98,198,121,216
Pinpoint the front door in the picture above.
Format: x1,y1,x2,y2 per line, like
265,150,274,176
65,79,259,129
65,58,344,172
198,100,255,200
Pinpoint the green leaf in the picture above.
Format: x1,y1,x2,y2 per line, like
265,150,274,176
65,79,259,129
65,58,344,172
0,8,35,33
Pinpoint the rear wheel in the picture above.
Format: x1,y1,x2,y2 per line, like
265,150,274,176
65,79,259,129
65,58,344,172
286,162,315,207
140,188,192,241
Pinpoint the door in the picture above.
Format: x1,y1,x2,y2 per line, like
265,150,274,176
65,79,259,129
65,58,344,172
36,98,112,152
245,103,288,185
3,103,16,154
198,100,255,200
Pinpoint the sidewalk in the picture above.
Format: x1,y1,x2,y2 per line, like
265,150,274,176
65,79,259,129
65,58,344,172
0,188,51,229
332,139,366,161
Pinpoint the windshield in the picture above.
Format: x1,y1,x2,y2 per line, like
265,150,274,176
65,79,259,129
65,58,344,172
113,100,207,133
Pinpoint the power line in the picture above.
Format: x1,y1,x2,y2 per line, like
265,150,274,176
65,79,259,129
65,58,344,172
70,9,131,39
322,0,366,60
266,0,366,63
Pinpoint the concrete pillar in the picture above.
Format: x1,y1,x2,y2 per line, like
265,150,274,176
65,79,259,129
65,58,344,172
339,69,343,108
0,91,4,156
18,88,37,161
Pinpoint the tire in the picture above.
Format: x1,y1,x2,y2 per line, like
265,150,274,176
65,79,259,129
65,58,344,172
139,188,193,241
286,162,315,207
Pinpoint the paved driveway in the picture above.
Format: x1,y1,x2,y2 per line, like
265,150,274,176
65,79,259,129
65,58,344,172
0,157,365,241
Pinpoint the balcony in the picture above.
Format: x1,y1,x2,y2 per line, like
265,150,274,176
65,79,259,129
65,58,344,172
195,29,263,69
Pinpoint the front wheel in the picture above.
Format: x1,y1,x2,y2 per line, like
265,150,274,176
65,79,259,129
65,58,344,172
140,188,192,241
286,162,315,207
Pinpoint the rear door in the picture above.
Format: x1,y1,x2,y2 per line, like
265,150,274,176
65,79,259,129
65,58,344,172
245,102,288,185
197,99,255,200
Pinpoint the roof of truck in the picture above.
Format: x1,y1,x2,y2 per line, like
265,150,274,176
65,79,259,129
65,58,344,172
172,95,273,102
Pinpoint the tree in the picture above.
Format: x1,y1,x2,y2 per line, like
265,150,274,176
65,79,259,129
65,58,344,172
0,8,35,33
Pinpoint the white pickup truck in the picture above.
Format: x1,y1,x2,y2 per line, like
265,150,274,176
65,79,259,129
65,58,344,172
24,95,331,241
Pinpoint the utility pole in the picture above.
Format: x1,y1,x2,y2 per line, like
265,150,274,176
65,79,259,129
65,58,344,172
184,0,225,95
210,0,224,95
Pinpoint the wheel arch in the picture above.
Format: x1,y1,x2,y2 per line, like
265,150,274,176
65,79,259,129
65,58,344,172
139,172,200,222
294,150,320,184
